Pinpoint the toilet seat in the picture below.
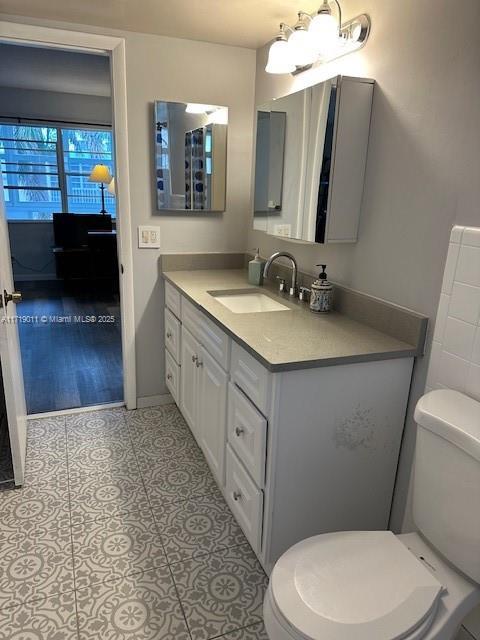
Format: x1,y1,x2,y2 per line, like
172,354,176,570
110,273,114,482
269,531,444,640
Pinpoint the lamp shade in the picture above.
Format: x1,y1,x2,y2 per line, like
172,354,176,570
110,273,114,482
107,177,116,196
89,164,112,184
309,12,339,56
288,28,317,66
265,38,296,74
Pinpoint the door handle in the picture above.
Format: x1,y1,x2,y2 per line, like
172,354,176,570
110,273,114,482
1,290,22,308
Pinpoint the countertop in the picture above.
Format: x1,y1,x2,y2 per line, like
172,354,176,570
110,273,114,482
163,269,419,372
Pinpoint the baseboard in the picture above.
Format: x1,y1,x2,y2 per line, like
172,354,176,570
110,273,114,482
136,393,174,409
28,401,125,420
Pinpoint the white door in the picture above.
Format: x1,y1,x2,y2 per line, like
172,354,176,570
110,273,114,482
0,177,27,486
199,346,228,485
180,326,200,442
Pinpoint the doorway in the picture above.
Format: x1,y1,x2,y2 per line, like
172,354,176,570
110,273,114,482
0,42,126,414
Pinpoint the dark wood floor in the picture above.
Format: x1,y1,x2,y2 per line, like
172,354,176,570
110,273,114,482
17,280,123,414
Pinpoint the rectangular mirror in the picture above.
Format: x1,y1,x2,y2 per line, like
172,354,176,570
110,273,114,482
254,110,286,214
154,101,228,212
253,76,374,244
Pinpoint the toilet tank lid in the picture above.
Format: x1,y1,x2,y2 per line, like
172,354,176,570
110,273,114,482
415,390,480,461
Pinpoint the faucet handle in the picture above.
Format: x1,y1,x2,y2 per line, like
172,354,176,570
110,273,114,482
299,286,311,302
276,276,286,293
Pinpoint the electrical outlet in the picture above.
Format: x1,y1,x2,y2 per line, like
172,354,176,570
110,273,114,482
138,225,161,248
274,224,292,237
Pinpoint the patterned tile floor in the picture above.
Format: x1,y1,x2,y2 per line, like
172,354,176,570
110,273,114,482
0,404,268,640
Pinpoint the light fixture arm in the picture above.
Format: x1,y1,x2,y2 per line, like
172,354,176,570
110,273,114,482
317,0,342,33
332,0,342,32
298,11,312,25
279,22,295,37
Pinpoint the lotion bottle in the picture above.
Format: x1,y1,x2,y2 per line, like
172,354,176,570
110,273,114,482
248,249,265,286
310,264,333,312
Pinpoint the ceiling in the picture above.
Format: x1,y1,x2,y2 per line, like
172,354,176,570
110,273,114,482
0,0,324,49
0,43,111,96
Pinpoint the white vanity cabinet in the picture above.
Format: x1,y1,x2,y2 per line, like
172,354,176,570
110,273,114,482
198,348,228,484
164,280,415,574
179,326,200,439
180,329,228,482
171,286,230,486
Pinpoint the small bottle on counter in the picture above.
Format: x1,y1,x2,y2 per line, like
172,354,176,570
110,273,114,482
310,264,333,312
248,248,266,286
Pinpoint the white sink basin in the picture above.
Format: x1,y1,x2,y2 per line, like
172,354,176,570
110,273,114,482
210,290,290,314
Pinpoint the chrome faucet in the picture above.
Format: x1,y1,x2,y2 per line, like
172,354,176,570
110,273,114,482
263,251,298,297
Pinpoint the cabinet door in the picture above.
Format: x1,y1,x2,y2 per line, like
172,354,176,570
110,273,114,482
226,444,263,553
198,346,228,486
180,326,201,442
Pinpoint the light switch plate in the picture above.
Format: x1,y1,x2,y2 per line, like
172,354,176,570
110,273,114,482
274,224,292,237
138,225,161,248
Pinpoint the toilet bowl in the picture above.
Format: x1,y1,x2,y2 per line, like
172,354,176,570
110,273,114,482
264,390,480,640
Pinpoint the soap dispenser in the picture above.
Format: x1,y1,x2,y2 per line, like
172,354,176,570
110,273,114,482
248,249,265,286
310,264,333,312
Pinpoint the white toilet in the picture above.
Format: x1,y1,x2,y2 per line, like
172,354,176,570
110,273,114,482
264,388,480,640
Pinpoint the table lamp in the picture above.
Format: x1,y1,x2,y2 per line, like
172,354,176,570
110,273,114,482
89,164,112,214
107,177,116,196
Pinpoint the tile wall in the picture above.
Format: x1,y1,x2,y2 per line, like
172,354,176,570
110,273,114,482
426,225,480,400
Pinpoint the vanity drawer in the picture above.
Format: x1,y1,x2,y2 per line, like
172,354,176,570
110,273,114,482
164,307,181,362
226,444,263,553
165,280,181,319
182,296,230,370
165,348,180,405
231,341,271,415
228,383,267,487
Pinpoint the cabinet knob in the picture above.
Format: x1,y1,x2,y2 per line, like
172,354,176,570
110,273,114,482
235,427,244,437
167,373,172,380
166,331,172,339
195,359,203,368
232,491,242,501
192,355,198,364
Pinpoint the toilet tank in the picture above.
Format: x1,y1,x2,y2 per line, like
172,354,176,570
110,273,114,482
413,389,480,584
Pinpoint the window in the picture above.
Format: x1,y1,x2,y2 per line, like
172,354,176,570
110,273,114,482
0,124,115,220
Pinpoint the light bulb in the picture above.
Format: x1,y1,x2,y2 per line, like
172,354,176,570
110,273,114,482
265,38,296,74
309,12,339,56
287,28,317,66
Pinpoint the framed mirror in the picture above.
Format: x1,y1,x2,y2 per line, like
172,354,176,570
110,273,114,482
253,76,373,244
154,101,228,212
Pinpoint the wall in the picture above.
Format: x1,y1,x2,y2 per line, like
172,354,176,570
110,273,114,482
249,0,480,544
426,226,480,401
0,87,112,125
0,15,257,406
0,43,111,96
7,222,56,281
125,31,255,402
